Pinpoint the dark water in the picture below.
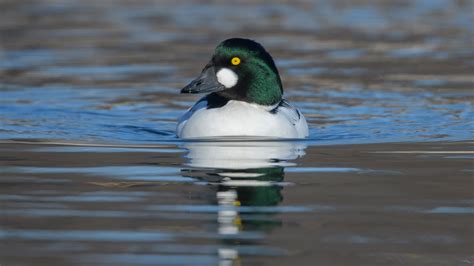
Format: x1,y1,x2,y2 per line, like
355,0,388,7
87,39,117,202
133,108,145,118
0,0,473,265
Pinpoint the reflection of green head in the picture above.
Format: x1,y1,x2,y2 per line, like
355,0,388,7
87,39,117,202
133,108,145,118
237,186,283,206
232,167,284,206
219,167,285,231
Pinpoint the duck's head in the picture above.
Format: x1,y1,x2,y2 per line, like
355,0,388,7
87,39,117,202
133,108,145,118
181,38,283,106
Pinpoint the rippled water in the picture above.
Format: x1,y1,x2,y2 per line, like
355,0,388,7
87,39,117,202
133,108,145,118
1,0,473,265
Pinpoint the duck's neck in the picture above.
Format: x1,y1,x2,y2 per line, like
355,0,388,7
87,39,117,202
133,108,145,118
206,93,230,109
216,78,283,106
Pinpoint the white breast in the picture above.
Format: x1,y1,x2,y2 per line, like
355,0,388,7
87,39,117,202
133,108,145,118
177,99,309,139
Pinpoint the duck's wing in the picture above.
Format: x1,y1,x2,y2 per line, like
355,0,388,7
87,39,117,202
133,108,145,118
270,99,302,125
270,99,309,137
177,96,209,137
178,96,208,125
178,93,230,125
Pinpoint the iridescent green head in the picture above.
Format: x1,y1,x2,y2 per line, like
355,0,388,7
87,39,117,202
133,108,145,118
181,38,283,106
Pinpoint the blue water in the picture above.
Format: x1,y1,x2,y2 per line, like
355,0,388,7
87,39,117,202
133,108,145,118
1,85,472,145
1,1,473,265
1,0,473,145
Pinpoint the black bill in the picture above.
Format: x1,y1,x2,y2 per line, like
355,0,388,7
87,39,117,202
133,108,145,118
181,65,226,94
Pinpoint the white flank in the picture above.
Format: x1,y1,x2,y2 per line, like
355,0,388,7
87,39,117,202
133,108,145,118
177,99,309,139
216,68,238,88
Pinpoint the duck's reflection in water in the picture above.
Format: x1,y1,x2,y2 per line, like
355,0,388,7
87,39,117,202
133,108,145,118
181,141,306,266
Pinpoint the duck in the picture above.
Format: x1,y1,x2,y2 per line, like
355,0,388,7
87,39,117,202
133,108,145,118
177,38,309,139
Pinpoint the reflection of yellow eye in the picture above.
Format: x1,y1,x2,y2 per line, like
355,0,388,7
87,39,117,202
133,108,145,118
231,57,241,65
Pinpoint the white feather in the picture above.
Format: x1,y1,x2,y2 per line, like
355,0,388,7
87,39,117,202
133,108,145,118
177,99,309,139
216,68,238,88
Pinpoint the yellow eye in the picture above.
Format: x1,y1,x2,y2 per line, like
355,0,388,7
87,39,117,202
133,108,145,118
231,57,241,66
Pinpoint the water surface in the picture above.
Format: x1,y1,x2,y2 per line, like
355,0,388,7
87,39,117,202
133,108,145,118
0,0,473,265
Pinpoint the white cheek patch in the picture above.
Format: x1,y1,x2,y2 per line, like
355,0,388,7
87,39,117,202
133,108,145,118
216,68,238,88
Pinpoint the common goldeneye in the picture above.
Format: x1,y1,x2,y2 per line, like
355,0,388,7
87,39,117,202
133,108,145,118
177,38,309,139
